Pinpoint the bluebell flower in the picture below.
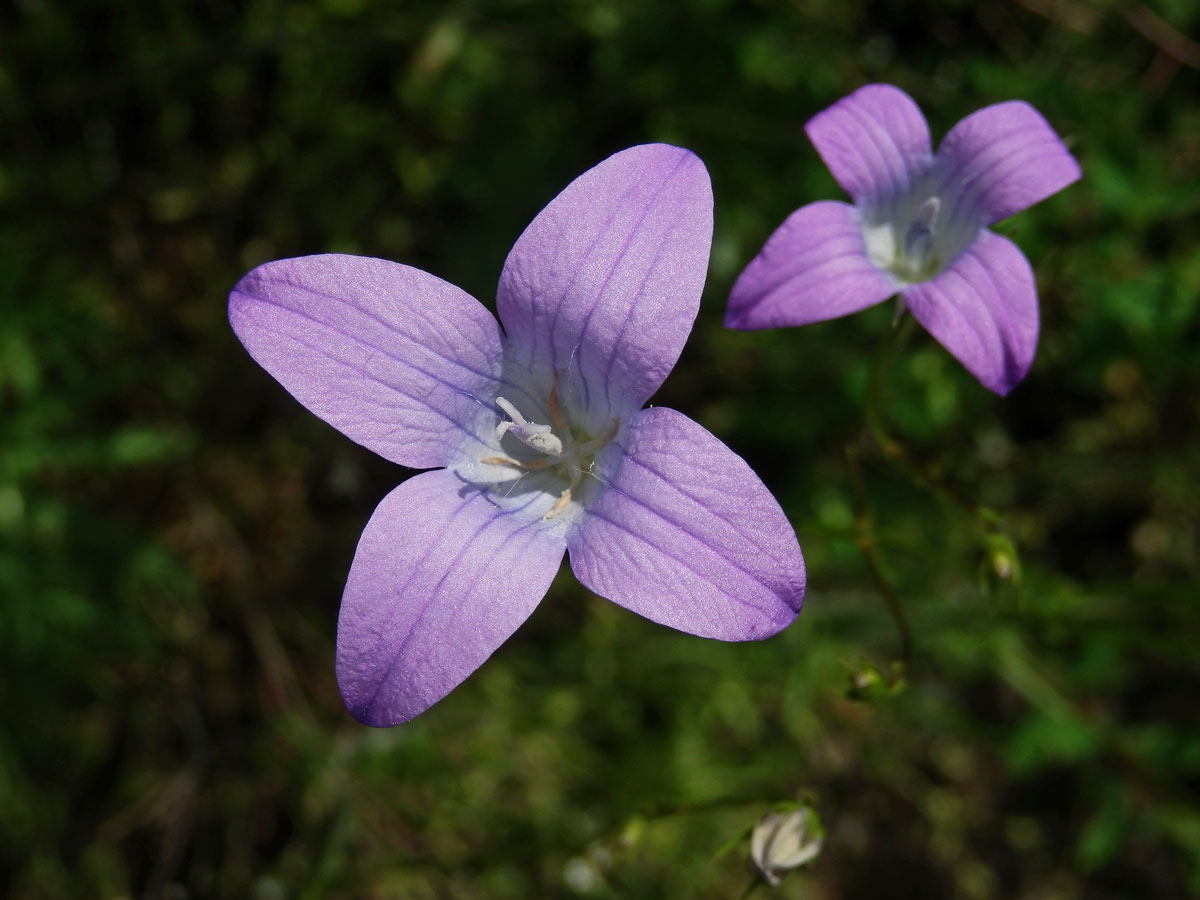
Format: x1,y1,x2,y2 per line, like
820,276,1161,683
230,145,806,725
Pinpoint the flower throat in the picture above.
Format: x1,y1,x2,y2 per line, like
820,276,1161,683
482,384,618,520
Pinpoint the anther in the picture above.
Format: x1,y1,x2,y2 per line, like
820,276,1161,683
480,455,552,470
543,488,573,520
548,383,568,434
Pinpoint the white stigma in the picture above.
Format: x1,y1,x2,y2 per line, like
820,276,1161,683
494,396,563,457
902,196,940,264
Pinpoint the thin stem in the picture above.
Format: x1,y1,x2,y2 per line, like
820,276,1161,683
628,793,775,823
864,313,1022,594
865,316,933,490
863,315,985,523
847,439,913,663
854,313,1026,651
739,875,765,899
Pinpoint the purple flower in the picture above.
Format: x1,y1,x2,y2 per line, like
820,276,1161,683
726,84,1081,395
229,144,806,726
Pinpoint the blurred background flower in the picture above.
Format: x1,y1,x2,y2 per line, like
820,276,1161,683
725,83,1081,395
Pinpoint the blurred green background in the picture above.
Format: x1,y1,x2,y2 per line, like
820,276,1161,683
2,0,1199,897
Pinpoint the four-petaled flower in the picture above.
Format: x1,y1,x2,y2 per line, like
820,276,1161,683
725,84,1081,395
230,144,806,726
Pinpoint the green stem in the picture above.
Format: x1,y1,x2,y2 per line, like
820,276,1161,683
864,314,987,524
847,438,913,663
632,793,776,822
739,875,766,899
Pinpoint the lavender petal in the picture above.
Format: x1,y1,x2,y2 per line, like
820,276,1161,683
230,254,503,470
726,200,897,330
935,100,1082,225
805,83,933,207
903,229,1039,395
568,407,805,641
336,469,565,726
496,144,713,431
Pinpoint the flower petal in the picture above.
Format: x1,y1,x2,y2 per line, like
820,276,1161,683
568,408,804,640
935,100,1081,225
336,469,565,726
230,254,503,470
725,201,897,330
903,230,1038,395
496,144,713,429
805,84,933,206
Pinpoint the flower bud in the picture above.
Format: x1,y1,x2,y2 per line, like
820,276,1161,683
845,660,905,701
750,806,824,887
984,533,1021,585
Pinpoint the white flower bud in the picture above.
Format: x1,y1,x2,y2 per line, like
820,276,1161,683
750,806,823,887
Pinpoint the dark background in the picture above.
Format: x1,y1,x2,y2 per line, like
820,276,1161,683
2,0,1198,897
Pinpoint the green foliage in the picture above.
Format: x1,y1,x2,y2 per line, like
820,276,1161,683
2,0,1198,897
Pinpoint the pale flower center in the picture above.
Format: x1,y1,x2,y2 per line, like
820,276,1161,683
863,194,945,284
860,167,983,288
482,385,617,521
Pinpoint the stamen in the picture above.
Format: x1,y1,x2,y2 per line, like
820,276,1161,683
479,455,552,470
548,382,569,434
595,418,619,448
543,488,573,520
542,451,585,521
903,196,940,264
